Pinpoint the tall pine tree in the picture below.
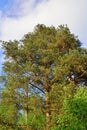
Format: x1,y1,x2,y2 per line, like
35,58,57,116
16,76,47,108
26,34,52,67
1,24,87,130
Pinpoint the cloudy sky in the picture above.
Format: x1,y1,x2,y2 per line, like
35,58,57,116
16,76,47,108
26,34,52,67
0,0,87,72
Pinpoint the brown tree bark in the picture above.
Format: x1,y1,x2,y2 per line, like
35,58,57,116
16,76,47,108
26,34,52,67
45,91,51,130
24,107,29,130
24,84,29,130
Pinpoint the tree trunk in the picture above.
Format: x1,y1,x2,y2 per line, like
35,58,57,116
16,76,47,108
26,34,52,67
24,83,29,130
24,108,29,130
45,91,51,130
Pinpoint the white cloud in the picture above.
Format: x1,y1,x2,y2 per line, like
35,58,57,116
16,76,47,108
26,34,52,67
0,0,87,47
11,0,37,17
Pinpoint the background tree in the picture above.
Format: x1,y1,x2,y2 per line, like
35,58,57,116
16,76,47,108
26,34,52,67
55,87,87,130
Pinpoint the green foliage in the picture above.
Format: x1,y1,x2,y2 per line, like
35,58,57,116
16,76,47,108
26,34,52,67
0,104,18,129
56,87,87,130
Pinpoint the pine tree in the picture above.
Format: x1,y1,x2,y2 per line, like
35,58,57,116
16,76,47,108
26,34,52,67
1,24,87,130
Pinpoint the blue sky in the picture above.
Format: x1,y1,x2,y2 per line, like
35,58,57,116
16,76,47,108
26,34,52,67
0,0,8,10
0,0,87,73
0,48,4,73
